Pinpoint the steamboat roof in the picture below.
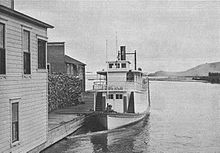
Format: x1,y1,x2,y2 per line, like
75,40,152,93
107,60,131,64
97,69,144,75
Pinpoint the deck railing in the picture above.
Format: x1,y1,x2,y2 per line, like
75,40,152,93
93,80,147,91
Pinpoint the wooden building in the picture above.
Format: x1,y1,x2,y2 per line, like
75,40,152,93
0,1,53,152
208,72,220,83
47,42,86,91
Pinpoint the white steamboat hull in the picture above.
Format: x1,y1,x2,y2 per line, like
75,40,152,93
97,107,150,130
107,112,150,130
95,90,151,130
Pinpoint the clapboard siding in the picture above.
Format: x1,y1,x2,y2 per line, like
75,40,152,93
6,51,22,57
0,77,47,86
0,89,47,97
0,0,12,8
0,10,49,153
0,104,10,151
0,113,10,123
6,39,21,46
0,102,9,109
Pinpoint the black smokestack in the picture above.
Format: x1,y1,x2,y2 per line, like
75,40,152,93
120,46,126,60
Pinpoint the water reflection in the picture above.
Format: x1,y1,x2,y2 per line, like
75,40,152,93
42,116,150,153
90,133,108,152
89,116,150,153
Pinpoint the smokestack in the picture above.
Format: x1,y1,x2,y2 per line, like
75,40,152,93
120,46,126,61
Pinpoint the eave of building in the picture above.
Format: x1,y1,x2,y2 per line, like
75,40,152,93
64,55,86,66
0,5,54,29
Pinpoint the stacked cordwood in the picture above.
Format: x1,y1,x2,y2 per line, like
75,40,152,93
48,73,82,112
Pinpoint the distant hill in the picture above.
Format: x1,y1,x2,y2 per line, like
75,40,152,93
149,62,220,77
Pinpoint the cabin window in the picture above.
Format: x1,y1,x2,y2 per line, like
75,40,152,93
116,94,123,99
12,102,19,143
109,63,113,68
116,63,120,68
23,30,31,74
0,23,5,74
121,63,126,68
38,39,46,69
108,94,114,99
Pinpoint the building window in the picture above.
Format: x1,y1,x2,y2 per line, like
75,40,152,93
121,63,126,68
12,102,19,143
108,94,114,99
23,30,31,74
67,63,71,74
0,23,5,74
38,39,46,69
116,94,123,99
70,64,74,75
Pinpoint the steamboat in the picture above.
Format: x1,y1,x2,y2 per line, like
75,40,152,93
92,46,150,130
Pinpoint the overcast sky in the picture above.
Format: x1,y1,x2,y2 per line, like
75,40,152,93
15,0,220,73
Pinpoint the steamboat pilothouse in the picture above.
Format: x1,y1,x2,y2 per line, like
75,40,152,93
92,46,150,130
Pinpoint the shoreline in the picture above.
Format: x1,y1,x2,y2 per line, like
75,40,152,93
149,78,220,85
149,78,208,83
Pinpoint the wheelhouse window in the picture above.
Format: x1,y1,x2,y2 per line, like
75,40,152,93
38,39,46,69
116,94,123,99
0,23,5,74
12,103,19,143
23,30,31,74
109,63,113,68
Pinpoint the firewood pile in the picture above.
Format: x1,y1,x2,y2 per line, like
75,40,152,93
48,73,82,112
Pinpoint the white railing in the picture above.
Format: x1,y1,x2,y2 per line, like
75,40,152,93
93,80,147,91
93,80,107,90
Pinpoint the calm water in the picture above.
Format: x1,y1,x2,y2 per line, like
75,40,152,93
43,81,220,153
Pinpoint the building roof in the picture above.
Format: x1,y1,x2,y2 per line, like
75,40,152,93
65,55,86,66
0,5,54,29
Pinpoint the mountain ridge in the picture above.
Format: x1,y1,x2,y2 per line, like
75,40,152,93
149,62,220,77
